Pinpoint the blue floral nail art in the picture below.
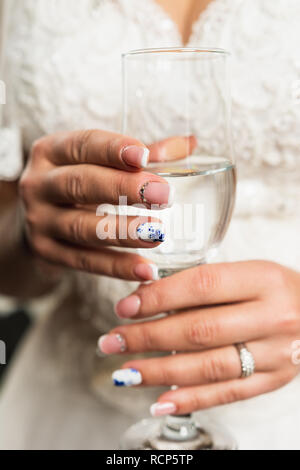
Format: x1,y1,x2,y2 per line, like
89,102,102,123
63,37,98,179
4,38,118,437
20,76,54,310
112,368,142,387
137,223,166,243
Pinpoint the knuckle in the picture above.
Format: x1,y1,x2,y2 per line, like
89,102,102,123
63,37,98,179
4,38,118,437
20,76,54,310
186,317,219,348
281,345,295,366
192,265,220,301
65,172,86,204
70,213,88,245
137,284,163,313
30,137,47,163
114,172,129,200
117,172,145,202
109,255,122,279
71,130,94,164
23,206,39,233
277,309,300,335
272,289,300,332
271,371,293,389
264,262,287,290
202,355,226,383
263,265,300,335
139,324,155,351
159,361,176,386
218,386,242,405
19,173,36,205
29,234,48,258
147,288,164,313
76,252,94,274
189,392,205,411
105,137,118,163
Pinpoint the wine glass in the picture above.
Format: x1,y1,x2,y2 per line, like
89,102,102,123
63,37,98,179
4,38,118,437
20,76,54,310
121,48,237,450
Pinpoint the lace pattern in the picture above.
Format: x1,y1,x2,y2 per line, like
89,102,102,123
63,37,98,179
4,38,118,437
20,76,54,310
3,0,300,214
0,0,300,439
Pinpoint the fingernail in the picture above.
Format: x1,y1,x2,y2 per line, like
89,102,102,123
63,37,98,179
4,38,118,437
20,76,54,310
140,182,175,207
137,223,166,243
121,146,149,169
98,334,127,354
134,263,159,281
112,368,142,387
115,295,141,319
150,402,177,417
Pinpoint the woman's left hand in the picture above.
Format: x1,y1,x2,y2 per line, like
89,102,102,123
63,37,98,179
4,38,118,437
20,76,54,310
99,261,300,416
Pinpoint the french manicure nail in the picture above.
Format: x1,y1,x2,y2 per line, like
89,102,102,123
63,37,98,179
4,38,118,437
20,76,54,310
140,182,175,207
150,402,177,417
137,223,166,243
115,295,141,319
112,368,142,387
98,334,127,354
134,263,159,281
121,146,149,169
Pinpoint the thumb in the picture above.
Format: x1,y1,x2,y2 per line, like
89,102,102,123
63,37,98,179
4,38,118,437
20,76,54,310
148,135,197,162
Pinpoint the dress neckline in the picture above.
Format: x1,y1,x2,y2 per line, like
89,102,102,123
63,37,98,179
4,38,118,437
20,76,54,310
148,0,221,47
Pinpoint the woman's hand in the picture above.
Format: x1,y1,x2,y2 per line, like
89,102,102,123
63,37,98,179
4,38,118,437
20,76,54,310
99,261,300,415
19,130,196,281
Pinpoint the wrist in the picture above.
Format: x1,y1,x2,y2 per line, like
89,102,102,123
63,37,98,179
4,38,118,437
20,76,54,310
0,201,65,298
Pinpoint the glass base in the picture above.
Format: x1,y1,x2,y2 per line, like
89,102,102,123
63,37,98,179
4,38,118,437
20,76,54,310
120,415,237,450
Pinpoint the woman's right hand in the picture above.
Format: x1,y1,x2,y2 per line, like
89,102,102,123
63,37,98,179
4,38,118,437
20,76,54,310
19,129,195,281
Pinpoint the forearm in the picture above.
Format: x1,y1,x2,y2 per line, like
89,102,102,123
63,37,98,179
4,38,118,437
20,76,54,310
0,196,63,299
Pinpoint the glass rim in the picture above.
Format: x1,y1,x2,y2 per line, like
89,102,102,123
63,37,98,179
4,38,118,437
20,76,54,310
122,46,230,59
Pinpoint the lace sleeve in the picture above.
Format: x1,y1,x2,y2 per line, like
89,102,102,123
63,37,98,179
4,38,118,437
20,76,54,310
0,0,23,181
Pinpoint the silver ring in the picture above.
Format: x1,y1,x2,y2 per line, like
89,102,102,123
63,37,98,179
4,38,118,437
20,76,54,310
235,343,256,378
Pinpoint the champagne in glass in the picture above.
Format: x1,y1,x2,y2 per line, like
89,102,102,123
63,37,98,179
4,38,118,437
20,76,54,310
139,156,236,276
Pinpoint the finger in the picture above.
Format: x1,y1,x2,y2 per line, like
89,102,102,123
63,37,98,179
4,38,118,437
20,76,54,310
42,164,174,208
41,208,165,249
45,130,150,171
119,340,280,388
115,262,269,319
151,373,282,415
31,235,160,281
148,135,198,162
106,301,278,353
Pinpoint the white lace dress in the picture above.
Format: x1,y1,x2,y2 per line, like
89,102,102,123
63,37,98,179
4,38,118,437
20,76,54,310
0,0,300,450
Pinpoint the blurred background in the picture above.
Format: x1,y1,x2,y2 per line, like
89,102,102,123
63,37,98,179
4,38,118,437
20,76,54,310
0,309,31,383
0,182,31,385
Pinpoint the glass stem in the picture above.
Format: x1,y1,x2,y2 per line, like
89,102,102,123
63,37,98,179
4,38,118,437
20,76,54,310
159,264,208,442
161,317,199,441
